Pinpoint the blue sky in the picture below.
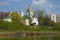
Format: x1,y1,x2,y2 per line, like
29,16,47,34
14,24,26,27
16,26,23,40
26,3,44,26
0,0,60,14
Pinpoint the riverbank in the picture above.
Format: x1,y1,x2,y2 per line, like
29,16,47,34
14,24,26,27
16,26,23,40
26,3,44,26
0,36,60,40
0,31,60,38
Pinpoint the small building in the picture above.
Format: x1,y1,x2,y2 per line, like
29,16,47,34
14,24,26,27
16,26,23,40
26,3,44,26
0,12,12,22
51,14,56,22
0,12,10,19
51,14,60,23
3,16,12,22
56,15,60,22
31,17,38,25
25,19,30,25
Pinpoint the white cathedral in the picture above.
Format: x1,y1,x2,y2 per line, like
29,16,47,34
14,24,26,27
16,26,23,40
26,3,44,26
3,5,38,26
20,5,38,26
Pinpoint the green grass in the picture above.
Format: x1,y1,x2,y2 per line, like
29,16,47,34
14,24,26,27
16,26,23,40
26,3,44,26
0,25,57,32
0,36,60,40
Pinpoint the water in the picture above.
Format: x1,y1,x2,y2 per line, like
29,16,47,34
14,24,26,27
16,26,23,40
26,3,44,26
0,32,60,40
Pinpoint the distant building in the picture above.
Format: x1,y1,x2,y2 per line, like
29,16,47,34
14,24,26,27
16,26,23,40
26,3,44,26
31,17,38,25
25,19,30,25
51,14,60,23
56,15,60,22
51,14,56,22
20,5,39,26
0,12,10,19
0,5,39,25
20,9,24,17
0,12,12,22
3,15,12,22
26,5,38,25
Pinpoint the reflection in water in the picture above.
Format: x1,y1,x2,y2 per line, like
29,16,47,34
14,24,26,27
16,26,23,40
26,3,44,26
0,32,60,40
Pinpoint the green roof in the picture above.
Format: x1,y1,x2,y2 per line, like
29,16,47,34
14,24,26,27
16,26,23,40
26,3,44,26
22,15,27,20
6,16,12,19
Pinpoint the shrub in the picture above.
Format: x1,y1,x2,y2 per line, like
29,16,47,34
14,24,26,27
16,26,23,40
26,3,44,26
53,23,60,31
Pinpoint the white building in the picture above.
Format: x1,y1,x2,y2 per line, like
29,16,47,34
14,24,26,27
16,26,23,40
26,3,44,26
3,14,12,22
31,17,38,25
3,19,12,22
26,5,38,25
20,9,24,17
51,14,60,23
51,14,56,22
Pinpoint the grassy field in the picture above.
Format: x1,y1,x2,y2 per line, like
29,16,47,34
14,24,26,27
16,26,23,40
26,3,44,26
0,21,60,40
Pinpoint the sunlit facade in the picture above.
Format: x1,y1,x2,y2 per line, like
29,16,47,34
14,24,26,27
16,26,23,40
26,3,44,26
51,14,60,23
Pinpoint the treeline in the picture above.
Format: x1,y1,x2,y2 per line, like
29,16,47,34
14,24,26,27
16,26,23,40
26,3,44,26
0,10,60,31
0,19,51,31
34,10,54,26
0,19,60,31
34,10,60,31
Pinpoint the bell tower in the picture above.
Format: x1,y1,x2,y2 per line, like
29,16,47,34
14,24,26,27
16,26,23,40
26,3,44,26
27,5,34,19
20,9,24,17
26,5,34,25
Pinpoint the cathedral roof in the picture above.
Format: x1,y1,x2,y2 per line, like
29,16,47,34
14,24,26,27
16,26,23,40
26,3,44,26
27,5,32,12
6,16,12,19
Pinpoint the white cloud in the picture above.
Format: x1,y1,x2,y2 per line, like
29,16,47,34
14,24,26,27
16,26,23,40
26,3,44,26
31,0,53,8
0,0,21,6
31,0,54,14
7,0,21,2
0,1,10,6
31,0,46,6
